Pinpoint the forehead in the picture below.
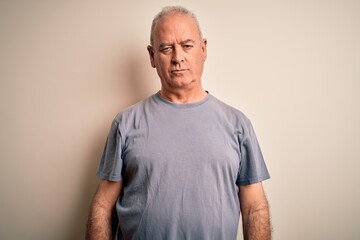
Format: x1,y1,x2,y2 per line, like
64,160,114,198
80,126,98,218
153,13,200,44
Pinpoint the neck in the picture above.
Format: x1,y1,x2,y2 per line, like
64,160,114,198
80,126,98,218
159,86,207,104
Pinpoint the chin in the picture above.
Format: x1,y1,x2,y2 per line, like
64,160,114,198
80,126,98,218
170,78,195,88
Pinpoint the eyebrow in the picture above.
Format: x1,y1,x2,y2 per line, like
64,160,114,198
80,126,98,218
158,39,196,48
159,43,172,48
180,39,195,45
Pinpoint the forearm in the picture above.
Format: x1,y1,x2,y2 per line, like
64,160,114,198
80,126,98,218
242,199,271,240
86,196,115,240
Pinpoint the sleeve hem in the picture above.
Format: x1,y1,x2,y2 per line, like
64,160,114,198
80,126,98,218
236,175,270,186
97,171,122,182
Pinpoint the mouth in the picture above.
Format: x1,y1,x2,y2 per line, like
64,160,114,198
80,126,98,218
171,69,188,74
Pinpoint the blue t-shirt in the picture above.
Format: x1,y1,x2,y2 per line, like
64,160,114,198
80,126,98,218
98,92,270,240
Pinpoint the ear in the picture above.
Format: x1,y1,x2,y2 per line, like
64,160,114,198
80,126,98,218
147,45,156,68
201,38,208,61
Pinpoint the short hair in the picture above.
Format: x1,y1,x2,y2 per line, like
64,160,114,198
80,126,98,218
150,6,203,45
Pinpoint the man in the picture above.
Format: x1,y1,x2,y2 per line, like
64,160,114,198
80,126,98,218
86,6,271,240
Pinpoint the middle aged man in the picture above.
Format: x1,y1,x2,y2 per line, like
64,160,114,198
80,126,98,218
86,6,271,240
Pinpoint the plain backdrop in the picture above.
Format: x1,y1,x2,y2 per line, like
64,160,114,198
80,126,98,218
1,1,359,239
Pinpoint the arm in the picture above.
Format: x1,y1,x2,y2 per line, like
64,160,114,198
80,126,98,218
86,180,123,240
239,182,271,240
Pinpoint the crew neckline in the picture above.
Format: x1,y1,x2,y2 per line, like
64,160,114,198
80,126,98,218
154,91,211,109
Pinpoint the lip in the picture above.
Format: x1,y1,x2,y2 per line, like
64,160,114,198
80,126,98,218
171,69,188,73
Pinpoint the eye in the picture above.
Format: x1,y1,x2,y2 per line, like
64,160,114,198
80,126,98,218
160,46,173,53
183,44,193,50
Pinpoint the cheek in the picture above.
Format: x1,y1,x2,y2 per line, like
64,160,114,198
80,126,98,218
192,56,205,72
155,57,170,75
155,56,168,68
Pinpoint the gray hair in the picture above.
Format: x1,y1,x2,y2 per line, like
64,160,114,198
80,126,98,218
150,6,203,45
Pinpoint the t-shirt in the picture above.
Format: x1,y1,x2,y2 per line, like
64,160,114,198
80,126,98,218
97,92,270,240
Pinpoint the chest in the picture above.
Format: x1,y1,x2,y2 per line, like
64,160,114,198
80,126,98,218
121,109,241,185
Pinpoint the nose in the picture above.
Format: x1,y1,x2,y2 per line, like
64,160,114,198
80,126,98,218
171,46,184,64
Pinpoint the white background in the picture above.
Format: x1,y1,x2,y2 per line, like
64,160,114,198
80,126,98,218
1,1,359,239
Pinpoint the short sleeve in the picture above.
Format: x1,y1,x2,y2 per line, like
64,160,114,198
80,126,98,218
97,118,123,181
236,120,270,185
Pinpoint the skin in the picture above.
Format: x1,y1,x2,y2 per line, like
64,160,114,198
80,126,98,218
86,180,122,240
86,12,271,240
147,13,208,104
239,182,271,240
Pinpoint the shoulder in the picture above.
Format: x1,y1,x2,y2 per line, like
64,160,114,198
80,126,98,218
209,94,252,127
111,94,155,129
114,95,154,121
